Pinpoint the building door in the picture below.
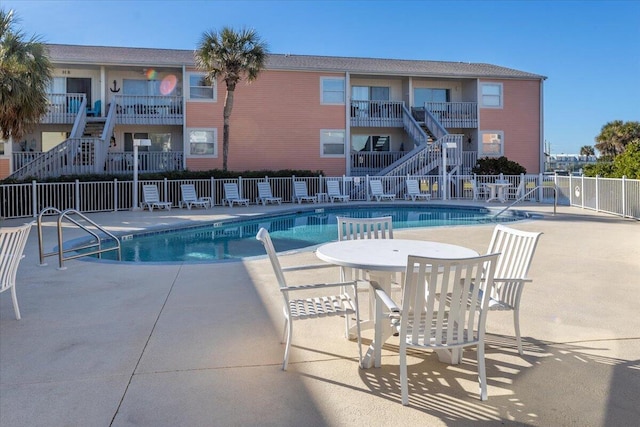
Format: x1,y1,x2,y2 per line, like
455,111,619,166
67,78,92,104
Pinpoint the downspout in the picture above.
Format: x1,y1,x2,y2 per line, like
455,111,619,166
539,77,545,174
182,64,187,170
100,66,106,115
345,72,350,176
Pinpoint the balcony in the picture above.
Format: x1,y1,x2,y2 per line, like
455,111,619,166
350,101,404,127
42,93,86,124
423,102,478,128
113,95,183,125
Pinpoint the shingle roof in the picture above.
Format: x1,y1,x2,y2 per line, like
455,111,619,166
46,44,546,80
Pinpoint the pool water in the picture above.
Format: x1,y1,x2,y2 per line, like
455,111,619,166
90,205,527,264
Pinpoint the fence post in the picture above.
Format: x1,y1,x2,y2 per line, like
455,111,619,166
366,175,370,201
75,179,80,211
210,177,215,207
538,173,543,202
238,176,243,198
595,175,600,212
32,180,37,218
580,174,585,209
163,178,169,205
292,175,296,201
622,175,626,218
114,179,119,211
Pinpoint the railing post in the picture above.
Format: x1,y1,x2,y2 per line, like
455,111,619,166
595,175,600,212
114,179,119,211
238,176,243,198
32,180,38,218
580,174,585,209
622,175,627,218
75,179,80,211
163,178,169,205
210,177,215,206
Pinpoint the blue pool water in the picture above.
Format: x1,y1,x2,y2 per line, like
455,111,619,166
90,204,528,264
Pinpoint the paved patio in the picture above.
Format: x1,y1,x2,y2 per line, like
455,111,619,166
1,202,639,426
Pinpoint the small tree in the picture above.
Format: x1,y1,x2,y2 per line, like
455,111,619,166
472,156,526,175
579,145,595,157
594,120,640,157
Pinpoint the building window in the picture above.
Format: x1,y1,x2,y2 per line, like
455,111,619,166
480,131,503,156
321,77,345,104
351,135,390,152
320,129,345,157
413,88,449,107
124,133,173,152
480,83,503,108
0,138,5,156
187,129,217,156
188,72,216,101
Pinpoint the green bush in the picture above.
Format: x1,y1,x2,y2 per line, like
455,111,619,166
472,156,526,175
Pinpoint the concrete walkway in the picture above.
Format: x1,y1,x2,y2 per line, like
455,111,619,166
1,202,639,426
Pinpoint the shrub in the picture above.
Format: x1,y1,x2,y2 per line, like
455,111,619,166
472,156,526,175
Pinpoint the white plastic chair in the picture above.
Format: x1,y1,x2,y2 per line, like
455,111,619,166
469,178,488,201
256,228,362,370
326,181,349,202
256,182,282,205
222,183,250,207
179,184,210,209
404,179,431,201
505,180,525,200
141,185,172,211
0,222,33,320
293,181,317,204
484,224,542,355
369,180,395,201
371,253,500,403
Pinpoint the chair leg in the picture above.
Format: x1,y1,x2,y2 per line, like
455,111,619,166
478,343,488,401
514,308,523,355
400,342,409,405
11,286,21,320
282,318,292,370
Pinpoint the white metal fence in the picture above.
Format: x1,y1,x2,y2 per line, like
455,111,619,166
1,174,638,220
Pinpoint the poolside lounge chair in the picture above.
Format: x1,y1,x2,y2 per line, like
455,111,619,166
371,252,501,403
222,183,250,207
404,178,431,201
256,228,362,370
326,181,349,202
256,182,282,205
483,224,542,355
369,180,395,201
179,184,210,209
141,185,172,211
293,181,317,204
0,222,33,320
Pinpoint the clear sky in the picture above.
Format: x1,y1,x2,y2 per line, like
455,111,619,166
3,0,639,155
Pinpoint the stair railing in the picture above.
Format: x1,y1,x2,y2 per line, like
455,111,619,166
493,185,558,218
401,104,428,146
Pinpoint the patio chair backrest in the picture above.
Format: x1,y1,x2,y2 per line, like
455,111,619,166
293,181,310,198
369,180,385,196
405,179,421,195
337,216,393,240
143,185,161,203
487,224,542,291
0,222,33,320
224,183,242,200
326,181,343,197
256,228,287,289
258,182,274,198
180,184,198,202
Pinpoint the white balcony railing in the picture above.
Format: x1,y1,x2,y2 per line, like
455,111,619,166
113,95,183,125
42,93,86,124
104,152,184,174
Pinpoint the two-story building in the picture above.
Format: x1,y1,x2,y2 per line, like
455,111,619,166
0,43,546,180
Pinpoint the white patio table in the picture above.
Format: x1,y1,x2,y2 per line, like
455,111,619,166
316,238,478,368
485,182,512,202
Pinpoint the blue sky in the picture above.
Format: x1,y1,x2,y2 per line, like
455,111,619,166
4,0,639,154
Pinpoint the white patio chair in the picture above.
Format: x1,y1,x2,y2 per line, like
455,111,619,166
404,178,431,201
256,228,362,370
371,252,500,403
256,182,282,205
505,180,525,200
222,183,250,207
326,181,349,202
469,178,489,201
484,224,542,355
369,180,395,201
141,185,172,211
179,184,210,209
0,222,33,320
293,181,317,204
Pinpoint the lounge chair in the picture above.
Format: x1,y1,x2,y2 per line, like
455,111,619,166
222,183,250,207
404,178,431,201
326,181,349,202
369,180,395,201
141,185,172,211
179,184,210,209
0,222,33,320
256,182,282,205
293,181,317,204
256,228,362,370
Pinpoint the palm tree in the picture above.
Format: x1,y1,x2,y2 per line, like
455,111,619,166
594,120,640,158
579,145,595,158
195,27,268,171
0,9,52,143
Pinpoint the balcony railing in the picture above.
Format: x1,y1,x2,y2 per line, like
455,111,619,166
104,152,184,174
112,95,183,125
350,151,404,176
350,101,404,127
424,102,477,128
42,93,86,124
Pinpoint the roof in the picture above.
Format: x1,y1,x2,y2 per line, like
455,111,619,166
46,44,546,80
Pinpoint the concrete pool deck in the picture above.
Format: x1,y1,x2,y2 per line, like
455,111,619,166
1,201,639,426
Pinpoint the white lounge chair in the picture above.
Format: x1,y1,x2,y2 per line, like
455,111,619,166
141,185,172,211
256,182,282,205
222,183,250,207
256,228,362,370
369,180,395,201
179,184,210,209
404,179,431,201
371,252,501,403
484,224,542,355
293,181,317,204
0,222,33,320
326,181,349,202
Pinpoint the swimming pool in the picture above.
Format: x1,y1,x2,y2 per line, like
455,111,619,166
87,204,528,264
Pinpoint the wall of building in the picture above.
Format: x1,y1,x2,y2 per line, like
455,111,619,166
185,70,347,175
479,79,541,173
0,158,9,179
